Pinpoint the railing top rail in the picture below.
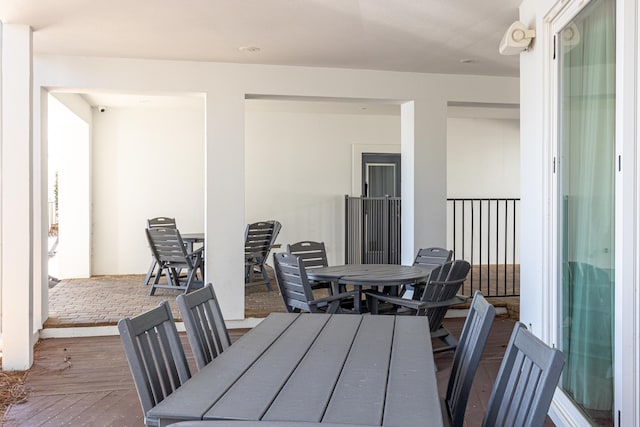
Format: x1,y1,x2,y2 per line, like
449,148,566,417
345,195,401,201
447,198,520,202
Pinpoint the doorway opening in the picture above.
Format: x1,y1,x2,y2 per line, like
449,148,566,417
361,153,401,197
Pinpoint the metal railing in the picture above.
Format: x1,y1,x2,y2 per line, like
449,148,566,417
344,195,520,297
345,195,401,264
447,198,520,297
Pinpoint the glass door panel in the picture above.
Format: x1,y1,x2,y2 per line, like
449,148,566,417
558,0,615,424
361,153,401,197
367,164,396,197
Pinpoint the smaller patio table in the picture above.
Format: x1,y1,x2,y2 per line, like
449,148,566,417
306,264,432,313
147,312,444,427
181,232,204,253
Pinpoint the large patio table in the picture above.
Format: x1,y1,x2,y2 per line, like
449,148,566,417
147,312,444,427
306,264,433,313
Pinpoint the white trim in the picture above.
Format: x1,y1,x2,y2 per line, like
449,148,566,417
549,389,595,427
33,311,513,339
543,0,635,425
619,0,640,424
351,144,400,196
38,318,264,339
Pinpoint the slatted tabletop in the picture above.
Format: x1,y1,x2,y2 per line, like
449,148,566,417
148,313,444,427
306,264,432,286
306,264,433,312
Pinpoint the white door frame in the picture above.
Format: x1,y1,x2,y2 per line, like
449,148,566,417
542,0,639,425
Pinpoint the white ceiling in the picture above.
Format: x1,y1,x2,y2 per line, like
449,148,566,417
0,0,522,77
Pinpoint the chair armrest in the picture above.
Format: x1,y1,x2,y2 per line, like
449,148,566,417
364,291,468,311
419,295,468,309
364,290,411,305
186,246,204,258
310,290,358,306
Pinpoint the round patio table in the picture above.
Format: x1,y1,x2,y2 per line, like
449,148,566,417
306,264,433,313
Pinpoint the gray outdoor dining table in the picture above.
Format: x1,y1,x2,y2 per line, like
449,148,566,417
306,264,433,313
148,312,444,427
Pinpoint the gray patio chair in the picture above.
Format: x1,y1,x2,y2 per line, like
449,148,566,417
144,217,177,285
482,322,565,427
442,291,496,427
273,252,357,314
403,246,453,299
414,246,453,269
365,259,470,352
286,240,334,295
177,283,231,370
244,220,282,291
146,226,204,295
118,301,191,427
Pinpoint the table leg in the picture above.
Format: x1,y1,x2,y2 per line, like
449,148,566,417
354,288,362,313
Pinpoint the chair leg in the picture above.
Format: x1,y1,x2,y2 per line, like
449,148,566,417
366,294,380,314
149,266,163,296
433,328,459,354
169,268,181,287
144,258,157,285
183,268,196,294
260,265,273,291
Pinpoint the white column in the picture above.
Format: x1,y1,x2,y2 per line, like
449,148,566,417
1,24,34,370
401,99,448,265
204,91,246,320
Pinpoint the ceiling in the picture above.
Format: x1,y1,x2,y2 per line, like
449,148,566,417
0,0,522,77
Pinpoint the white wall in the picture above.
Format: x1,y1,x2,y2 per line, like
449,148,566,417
87,102,522,276
447,118,520,198
446,117,520,264
91,105,205,275
48,94,91,278
245,101,400,265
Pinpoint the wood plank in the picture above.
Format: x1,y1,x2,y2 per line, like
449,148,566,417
4,394,73,426
5,393,108,427
322,315,395,426
205,314,331,420
148,313,299,422
263,314,363,422
383,316,443,427
62,389,142,427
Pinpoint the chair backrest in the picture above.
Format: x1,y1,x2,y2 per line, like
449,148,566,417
244,220,282,262
286,241,329,270
413,247,453,270
419,260,471,328
482,322,565,427
445,291,496,427
146,227,194,268
177,283,231,370
272,252,317,313
147,217,177,229
118,301,191,426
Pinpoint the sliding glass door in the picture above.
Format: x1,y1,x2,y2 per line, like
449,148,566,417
557,0,615,424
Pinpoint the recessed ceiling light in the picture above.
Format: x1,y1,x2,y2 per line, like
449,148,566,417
239,46,261,53
460,58,474,64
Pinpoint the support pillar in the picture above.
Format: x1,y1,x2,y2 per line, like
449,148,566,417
1,24,34,370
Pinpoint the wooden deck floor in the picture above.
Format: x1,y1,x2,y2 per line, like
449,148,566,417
3,316,553,427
